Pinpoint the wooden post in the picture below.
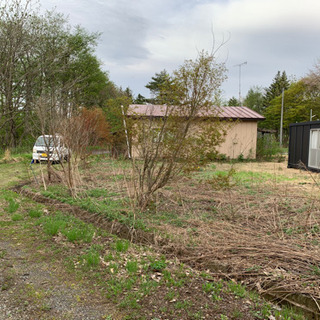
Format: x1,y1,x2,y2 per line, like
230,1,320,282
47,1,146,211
121,105,131,159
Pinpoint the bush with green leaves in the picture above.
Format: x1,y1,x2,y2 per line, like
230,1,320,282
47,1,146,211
256,135,283,161
149,259,167,272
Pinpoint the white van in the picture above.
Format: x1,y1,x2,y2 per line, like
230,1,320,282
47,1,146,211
32,135,68,162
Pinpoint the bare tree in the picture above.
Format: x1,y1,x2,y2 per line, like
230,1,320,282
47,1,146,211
35,96,110,197
131,51,228,210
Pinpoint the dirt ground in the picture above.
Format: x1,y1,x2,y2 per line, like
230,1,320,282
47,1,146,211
0,217,122,320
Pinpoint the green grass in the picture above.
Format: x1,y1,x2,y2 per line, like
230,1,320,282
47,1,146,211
40,185,148,230
149,259,167,272
234,170,296,185
126,260,138,273
274,306,305,320
5,198,20,213
28,208,43,218
114,239,130,253
227,281,247,298
39,212,95,242
42,217,66,236
0,161,32,187
84,188,111,198
199,167,297,190
11,213,24,221
64,227,94,243
202,280,223,301
80,247,100,268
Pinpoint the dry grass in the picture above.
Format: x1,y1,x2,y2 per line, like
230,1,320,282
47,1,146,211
28,156,320,315
99,158,320,312
145,161,320,313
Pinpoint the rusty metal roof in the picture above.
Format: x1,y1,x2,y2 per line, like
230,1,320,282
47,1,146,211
128,104,168,117
128,104,265,121
217,106,265,120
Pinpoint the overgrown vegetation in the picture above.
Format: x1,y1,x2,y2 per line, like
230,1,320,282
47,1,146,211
256,135,284,160
0,166,310,318
1,1,320,318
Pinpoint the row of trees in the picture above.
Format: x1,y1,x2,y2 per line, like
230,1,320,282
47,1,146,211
226,66,320,140
226,71,290,113
0,0,127,150
262,69,320,134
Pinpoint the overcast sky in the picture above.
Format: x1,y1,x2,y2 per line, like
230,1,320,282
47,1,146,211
40,0,320,102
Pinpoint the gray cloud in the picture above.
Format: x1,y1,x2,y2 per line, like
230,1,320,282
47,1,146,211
40,0,320,101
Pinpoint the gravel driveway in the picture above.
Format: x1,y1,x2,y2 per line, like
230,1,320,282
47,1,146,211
0,235,120,320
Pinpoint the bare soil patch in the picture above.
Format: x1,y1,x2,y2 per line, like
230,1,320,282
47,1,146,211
0,221,121,320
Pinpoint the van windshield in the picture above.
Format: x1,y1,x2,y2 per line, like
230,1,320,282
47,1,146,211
35,136,57,147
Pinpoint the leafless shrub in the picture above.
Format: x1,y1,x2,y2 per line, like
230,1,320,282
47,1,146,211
35,96,110,197
130,51,228,210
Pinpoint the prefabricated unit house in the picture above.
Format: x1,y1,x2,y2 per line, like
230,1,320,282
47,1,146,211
288,120,320,171
128,104,265,160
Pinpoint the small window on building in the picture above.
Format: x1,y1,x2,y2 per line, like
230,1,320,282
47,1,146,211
308,129,320,169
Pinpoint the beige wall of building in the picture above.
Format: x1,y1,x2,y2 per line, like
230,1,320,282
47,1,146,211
130,118,259,160
217,121,258,159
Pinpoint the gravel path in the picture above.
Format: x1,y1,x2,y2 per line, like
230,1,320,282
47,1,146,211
0,238,119,320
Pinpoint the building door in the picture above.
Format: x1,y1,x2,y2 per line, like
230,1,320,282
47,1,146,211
308,129,320,169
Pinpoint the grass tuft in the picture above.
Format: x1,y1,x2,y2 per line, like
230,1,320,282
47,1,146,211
11,213,23,221
5,198,19,213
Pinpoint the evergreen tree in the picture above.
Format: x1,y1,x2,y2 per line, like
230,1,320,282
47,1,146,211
263,71,290,113
134,94,147,104
228,96,240,106
146,70,171,98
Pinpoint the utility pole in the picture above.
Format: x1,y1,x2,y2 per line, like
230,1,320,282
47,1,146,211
234,61,247,106
310,109,316,121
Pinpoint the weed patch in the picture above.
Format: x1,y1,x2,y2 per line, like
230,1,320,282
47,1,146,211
11,213,24,221
28,208,43,218
39,212,95,243
80,247,100,268
5,198,19,213
113,239,130,253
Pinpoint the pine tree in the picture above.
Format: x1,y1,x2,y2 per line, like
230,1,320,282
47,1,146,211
227,96,240,106
263,71,290,113
145,70,171,97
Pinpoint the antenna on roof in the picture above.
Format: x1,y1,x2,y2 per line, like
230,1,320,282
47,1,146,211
234,61,247,107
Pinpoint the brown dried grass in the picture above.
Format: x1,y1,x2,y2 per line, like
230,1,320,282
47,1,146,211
144,162,320,308
41,157,320,312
